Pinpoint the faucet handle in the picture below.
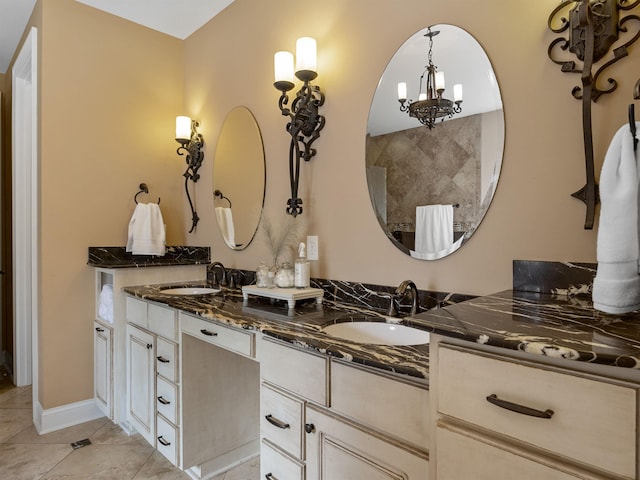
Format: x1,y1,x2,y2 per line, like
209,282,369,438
382,293,400,317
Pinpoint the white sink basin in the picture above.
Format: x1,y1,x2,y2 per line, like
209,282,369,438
322,322,430,346
160,287,221,296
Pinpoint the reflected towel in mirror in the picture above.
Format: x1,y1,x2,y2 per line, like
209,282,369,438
126,203,166,256
215,206,236,249
415,204,454,254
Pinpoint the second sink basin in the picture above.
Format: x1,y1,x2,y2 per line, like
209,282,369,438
322,321,430,346
160,287,221,296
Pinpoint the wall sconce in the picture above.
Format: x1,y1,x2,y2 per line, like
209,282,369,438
175,115,204,233
548,0,640,229
273,37,326,217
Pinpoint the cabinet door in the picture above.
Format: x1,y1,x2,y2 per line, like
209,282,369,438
305,406,429,480
94,322,112,418
126,324,155,446
437,424,586,480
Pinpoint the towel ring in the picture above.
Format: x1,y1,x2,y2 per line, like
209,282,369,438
134,183,160,204
214,189,232,208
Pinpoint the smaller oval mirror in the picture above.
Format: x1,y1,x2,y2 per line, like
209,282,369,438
366,24,504,260
213,106,265,250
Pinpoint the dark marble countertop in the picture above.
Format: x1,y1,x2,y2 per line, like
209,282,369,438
409,290,640,369
123,282,431,380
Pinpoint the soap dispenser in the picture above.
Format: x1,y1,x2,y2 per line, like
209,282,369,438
295,242,310,289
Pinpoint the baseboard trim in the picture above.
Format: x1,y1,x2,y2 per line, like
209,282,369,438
34,398,104,435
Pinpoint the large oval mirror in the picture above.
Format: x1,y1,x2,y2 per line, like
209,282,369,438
366,24,504,260
213,106,265,250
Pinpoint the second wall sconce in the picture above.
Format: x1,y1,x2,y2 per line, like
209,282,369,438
175,115,204,233
274,37,326,217
548,0,640,229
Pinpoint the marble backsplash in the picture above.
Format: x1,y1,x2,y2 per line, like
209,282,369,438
513,260,596,296
88,246,210,268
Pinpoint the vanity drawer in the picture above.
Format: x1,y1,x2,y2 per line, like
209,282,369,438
148,304,178,341
261,338,328,405
126,296,147,329
156,337,178,383
437,344,637,477
180,313,254,358
156,415,179,467
156,376,178,425
261,382,304,460
261,439,304,480
331,361,429,449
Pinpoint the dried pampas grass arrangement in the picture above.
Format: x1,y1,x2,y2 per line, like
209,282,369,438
261,214,307,265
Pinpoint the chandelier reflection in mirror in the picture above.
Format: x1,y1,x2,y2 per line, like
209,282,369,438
273,37,325,217
397,28,463,129
175,116,204,233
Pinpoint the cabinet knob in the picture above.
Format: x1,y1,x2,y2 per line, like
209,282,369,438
146,343,153,349
304,423,315,434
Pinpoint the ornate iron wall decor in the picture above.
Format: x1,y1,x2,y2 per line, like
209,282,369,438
548,0,640,229
175,119,204,233
274,39,325,217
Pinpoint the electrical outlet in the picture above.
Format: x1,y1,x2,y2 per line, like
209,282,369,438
307,235,319,261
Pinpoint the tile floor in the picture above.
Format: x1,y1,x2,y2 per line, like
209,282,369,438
0,369,259,480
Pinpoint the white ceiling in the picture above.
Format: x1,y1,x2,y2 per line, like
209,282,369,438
0,0,235,74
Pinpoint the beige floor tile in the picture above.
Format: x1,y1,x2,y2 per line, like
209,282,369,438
132,451,191,480
7,417,109,444
0,442,72,480
0,385,32,409
40,443,155,480
213,456,260,480
90,421,149,446
0,408,34,443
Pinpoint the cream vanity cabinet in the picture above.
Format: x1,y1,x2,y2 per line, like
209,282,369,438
126,297,181,463
93,321,112,417
430,337,639,480
259,337,430,480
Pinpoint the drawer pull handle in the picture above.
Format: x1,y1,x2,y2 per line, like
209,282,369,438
265,414,290,429
265,474,278,480
157,396,171,405
200,329,218,337
95,327,104,332
305,423,316,434
157,435,171,446
156,356,170,364
486,394,554,419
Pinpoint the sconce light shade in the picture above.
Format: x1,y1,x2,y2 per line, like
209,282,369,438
174,116,204,233
273,37,325,217
176,116,192,142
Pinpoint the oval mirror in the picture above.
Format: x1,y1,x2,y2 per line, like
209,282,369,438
213,106,265,250
366,24,504,260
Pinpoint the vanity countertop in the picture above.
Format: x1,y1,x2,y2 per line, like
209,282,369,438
123,282,640,382
409,290,640,369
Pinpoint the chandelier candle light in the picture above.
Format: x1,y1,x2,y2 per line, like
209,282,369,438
273,37,325,217
175,115,204,233
398,28,463,129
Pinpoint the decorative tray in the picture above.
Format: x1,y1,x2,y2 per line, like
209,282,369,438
241,285,324,310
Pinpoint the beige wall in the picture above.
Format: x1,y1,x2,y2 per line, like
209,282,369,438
185,0,629,295
7,0,185,409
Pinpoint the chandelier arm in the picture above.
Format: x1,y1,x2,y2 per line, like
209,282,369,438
548,1,575,33
184,168,199,233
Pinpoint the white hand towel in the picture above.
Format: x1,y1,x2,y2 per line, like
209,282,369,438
98,284,114,324
126,203,166,256
592,122,640,314
215,206,236,249
415,204,453,254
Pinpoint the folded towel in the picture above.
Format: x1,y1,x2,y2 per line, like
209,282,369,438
592,122,640,314
98,284,114,324
215,206,236,249
415,204,453,254
126,203,166,256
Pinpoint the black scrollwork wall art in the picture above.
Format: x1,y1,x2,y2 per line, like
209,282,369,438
273,37,325,217
175,116,204,233
548,0,640,229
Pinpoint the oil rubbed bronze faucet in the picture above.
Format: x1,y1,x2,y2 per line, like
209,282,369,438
388,280,419,317
208,262,227,288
